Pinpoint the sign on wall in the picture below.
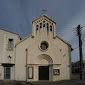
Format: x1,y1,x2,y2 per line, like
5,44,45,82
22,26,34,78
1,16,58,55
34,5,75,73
53,69,60,75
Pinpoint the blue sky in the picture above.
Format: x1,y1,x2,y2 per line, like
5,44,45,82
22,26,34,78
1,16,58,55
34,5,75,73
0,0,85,62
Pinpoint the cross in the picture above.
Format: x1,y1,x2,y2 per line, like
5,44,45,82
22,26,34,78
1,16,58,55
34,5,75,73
42,10,47,14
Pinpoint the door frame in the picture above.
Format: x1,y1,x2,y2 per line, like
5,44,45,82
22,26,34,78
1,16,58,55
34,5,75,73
4,67,11,79
38,66,49,80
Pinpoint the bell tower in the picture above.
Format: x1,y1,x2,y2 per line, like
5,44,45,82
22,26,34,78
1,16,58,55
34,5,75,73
32,14,56,39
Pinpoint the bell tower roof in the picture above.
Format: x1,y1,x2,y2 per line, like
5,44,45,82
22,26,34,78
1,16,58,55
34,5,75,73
32,14,56,24
32,14,56,38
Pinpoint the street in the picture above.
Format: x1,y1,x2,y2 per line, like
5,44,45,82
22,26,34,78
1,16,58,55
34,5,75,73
0,80,85,85
31,80,85,85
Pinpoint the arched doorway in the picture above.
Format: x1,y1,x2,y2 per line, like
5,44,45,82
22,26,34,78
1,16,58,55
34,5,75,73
38,54,53,81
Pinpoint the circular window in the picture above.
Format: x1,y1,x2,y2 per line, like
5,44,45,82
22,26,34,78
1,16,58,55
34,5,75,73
40,41,49,51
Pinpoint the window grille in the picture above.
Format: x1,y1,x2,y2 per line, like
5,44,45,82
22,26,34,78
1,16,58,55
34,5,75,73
7,39,14,51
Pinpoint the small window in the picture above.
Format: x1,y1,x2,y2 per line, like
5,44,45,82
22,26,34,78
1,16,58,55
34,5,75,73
8,39,13,44
47,23,48,25
40,23,42,25
36,25,38,27
36,25,38,30
50,25,52,29
36,28,38,30
7,39,14,51
47,23,49,29
40,23,42,28
43,24,45,27
43,21,45,23
50,28,52,31
50,25,52,31
28,67,33,79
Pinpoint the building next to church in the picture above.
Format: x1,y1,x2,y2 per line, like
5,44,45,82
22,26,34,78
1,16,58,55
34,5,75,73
0,29,21,80
0,14,72,81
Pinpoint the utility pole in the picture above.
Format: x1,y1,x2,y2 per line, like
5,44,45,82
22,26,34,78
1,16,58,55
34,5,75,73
77,25,83,80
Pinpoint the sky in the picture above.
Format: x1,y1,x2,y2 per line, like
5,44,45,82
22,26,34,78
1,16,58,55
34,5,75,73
0,0,85,62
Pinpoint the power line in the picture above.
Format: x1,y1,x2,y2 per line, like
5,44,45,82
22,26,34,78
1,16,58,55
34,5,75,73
82,36,85,40
73,46,79,50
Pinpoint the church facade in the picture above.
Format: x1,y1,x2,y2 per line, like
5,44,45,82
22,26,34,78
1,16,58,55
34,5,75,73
0,15,72,81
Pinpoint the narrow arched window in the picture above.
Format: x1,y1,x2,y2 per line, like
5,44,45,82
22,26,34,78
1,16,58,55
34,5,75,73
40,23,42,28
36,25,38,30
50,25,52,31
47,23,49,29
43,21,45,28
43,21,45,23
43,24,45,27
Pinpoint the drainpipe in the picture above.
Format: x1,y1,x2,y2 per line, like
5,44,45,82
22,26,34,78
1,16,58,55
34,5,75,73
25,48,28,82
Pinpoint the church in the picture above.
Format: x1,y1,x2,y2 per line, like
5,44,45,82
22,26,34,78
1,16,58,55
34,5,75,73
0,14,72,81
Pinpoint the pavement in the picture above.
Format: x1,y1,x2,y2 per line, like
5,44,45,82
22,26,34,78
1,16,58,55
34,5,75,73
0,80,33,85
31,80,85,85
0,80,85,85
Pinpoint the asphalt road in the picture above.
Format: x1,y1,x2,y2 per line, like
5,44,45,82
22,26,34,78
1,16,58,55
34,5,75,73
53,80,85,85
30,80,85,85
0,80,85,85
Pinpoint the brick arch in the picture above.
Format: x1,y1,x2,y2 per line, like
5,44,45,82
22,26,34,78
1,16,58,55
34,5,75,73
38,54,53,64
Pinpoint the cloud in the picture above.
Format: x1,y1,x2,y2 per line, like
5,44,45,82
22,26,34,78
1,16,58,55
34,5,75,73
62,9,85,41
0,0,85,62
60,9,85,62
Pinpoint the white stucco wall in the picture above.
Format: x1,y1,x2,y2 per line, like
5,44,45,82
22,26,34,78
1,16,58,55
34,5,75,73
0,29,20,80
0,66,3,80
53,37,71,80
15,35,71,81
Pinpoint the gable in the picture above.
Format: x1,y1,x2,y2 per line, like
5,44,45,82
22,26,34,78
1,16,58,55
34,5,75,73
32,14,56,24
32,14,56,38
56,35,71,47
0,28,20,36
15,34,33,46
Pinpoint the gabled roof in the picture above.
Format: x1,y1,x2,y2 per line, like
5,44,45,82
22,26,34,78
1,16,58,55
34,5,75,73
15,34,32,46
16,34,71,46
56,35,73,51
0,28,21,40
0,28,19,35
32,14,56,24
55,35,71,47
